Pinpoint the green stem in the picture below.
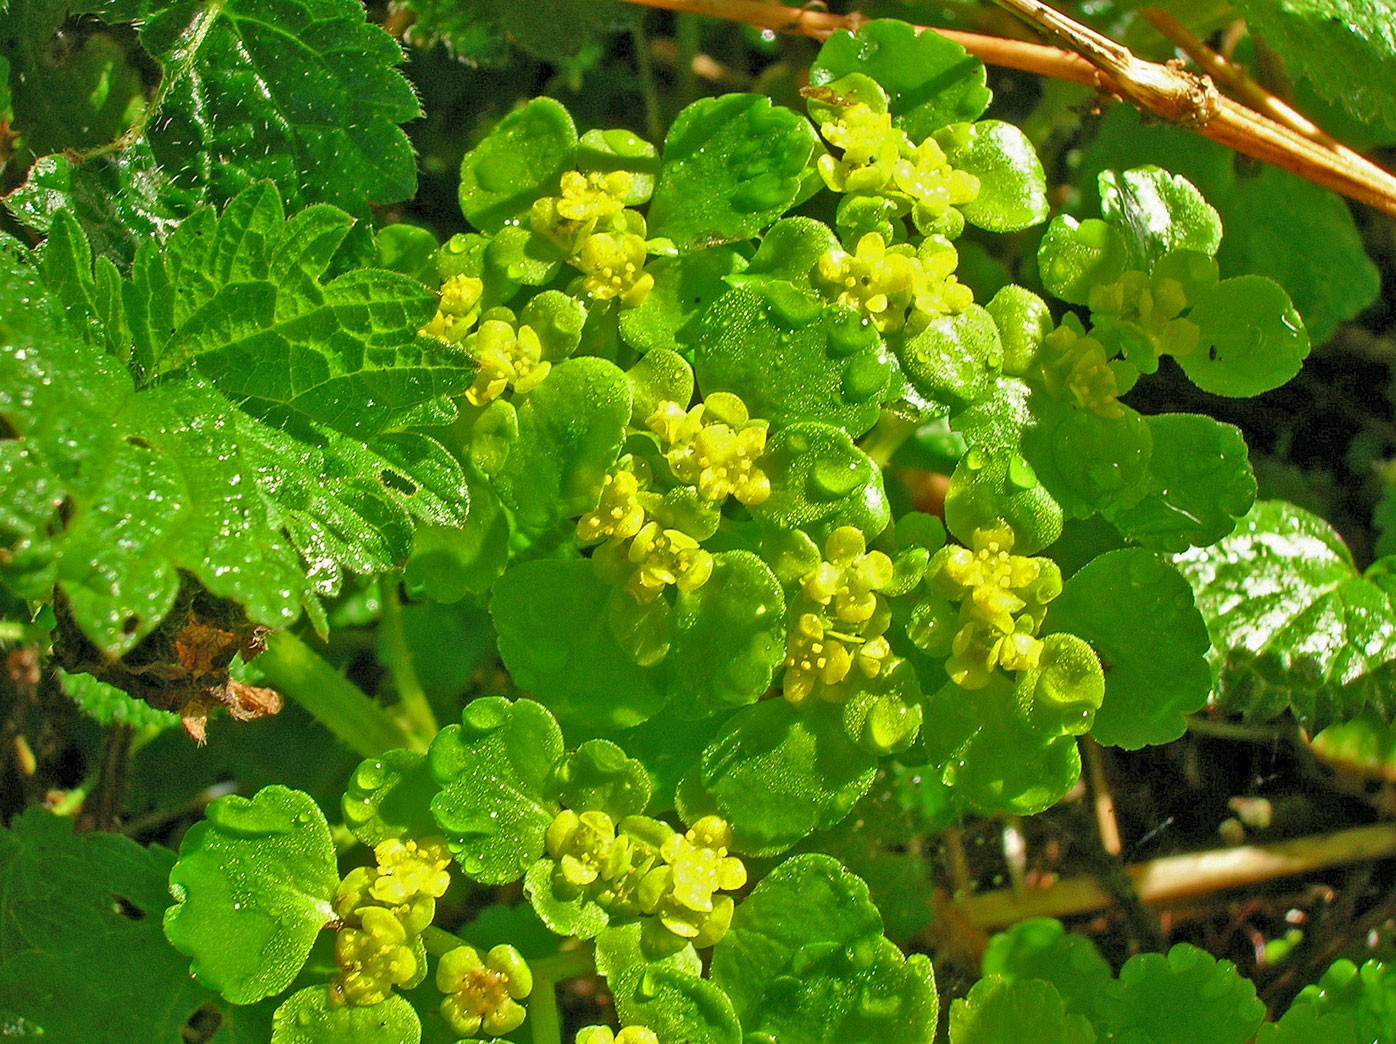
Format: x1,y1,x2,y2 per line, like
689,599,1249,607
631,23,664,142
0,622,26,641
675,13,701,111
528,945,596,982
859,410,918,468
258,631,416,757
530,976,563,1044
422,924,467,957
378,578,439,743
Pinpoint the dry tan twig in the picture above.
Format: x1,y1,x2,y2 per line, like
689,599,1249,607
613,0,1396,218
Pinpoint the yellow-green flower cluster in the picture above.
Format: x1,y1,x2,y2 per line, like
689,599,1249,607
437,943,533,1038
579,466,715,604
420,272,484,343
531,168,655,309
782,527,895,705
1039,320,1123,419
1089,269,1200,362
922,525,1061,690
544,811,747,947
329,837,452,1007
815,102,980,231
814,231,972,333
462,313,551,406
577,1026,661,1044
646,393,772,506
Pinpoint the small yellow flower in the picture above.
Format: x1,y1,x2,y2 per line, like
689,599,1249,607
816,103,902,194
420,273,484,342
648,396,771,506
815,232,920,331
892,137,980,226
802,526,894,626
577,470,647,545
546,809,623,888
623,522,714,603
369,837,452,905
781,612,855,705
465,318,551,407
437,944,533,1037
577,232,654,307
638,816,746,946
557,169,634,223
329,906,418,1007
577,1025,661,1044
1040,322,1123,419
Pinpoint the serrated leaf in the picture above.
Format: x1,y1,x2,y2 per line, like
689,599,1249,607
750,422,891,542
1309,710,1396,781
404,0,638,65
809,19,991,139
666,550,787,713
61,669,179,729
695,285,894,436
0,810,213,1044
342,749,441,848
164,786,339,1005
1173,501,1396,726
648,95,818,252
1101,414,1256,553
1097,945,1265,1044
950,977,1096,1044
5,147,201,265
125,0,419,217
493,356,632,529
1230,0,1396,134
1179,275,1310,397
1258,1006,1363,1044
943,121,1048,233
270,987,420,1044
491,560,666,735
1046,550,1211,748
681,700,878,857
427,697,564,883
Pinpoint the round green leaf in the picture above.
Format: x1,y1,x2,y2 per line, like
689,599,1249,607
950,977,1096,1044
1029,403,1153,517
682,700,878,856
648,94,818,252
549,739,652,819
1173,501,1396,727
809,19,991,139
1258,1006,1363,1044
1037,216,1128,306
696,285,894,437
598,926,741,1044
493,356,632,529
619,247,748,354
981,918,1112,1020
491,559,667,734
736,217,841,292
1019,633,1105,737
164,786,338,1004
943,449,1062,555
523,859,611,940
1100,414,1255,552
898,304,1003,409
711,853,884,1020
270,987,420,1044
751,421,891,542
1286,958,1396,1043
577,126,660,205
985,285,1052,377
342,749,442,847
1046,550,1211,748
667,550,787,713
459,97,577,232
428,697,564,883
1098,166,1222,267
625,348,695,428
374,224,438,281
404,468,511,603
1180,276,1310,397
943,121,1048,232
1097,945,1265,1044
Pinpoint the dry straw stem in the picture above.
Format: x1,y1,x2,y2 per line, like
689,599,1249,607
956,822,1396,930
616,0,1396,218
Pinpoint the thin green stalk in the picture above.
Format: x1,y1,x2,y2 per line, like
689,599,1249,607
378,579,439,743
0,622,26,642
859,410,918,468
631,23,664,142
422,924,468,957
258,631,416,757
530,976,562,1044
529,945,596,982
675,13,701,111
